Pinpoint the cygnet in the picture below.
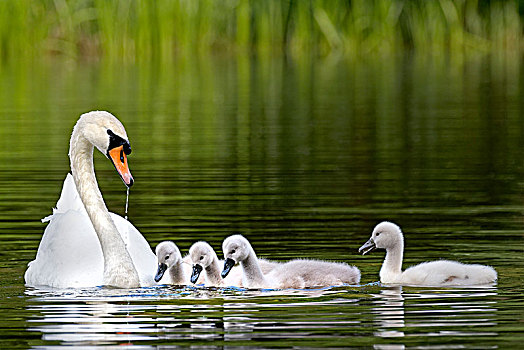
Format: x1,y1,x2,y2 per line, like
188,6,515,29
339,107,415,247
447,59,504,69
359,221,497,286
188,241,243,287
222,234,360,289
154,241,187,285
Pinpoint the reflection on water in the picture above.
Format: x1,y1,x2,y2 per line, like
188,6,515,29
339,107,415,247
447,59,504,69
22,284,502,348
371,286,499,345
373,287,405,338
26,286,357,346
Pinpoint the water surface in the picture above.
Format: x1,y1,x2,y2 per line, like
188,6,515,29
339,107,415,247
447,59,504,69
0,54,523,348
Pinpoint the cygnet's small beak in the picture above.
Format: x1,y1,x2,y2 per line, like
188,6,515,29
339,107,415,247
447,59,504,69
222,258,236,278
154,263,168,282
190,264,203,284
359,238,376,255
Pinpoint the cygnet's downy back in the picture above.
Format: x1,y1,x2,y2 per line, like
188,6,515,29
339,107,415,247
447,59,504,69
222,234,360,289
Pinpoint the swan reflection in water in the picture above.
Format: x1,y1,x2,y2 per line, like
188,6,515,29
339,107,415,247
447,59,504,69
24,284,498,347
371,286,405,338
24,286,346,346
25,287,165,345
27,302,154,344
370,284,499,349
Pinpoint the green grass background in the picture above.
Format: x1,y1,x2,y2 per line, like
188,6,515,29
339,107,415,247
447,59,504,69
0,0,522,62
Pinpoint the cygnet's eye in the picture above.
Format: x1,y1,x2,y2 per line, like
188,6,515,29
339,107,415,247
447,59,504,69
165,255,170,261
231,249,236,254
200,256,204,260
375,232,382,237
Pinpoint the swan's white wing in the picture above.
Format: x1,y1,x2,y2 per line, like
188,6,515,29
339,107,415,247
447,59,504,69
111,214,157,287
42,174,87,223
25,209,104,288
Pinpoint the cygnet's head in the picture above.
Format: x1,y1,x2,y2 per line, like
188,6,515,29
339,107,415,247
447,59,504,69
154,241,183,282
221,234,251,278
73,111,133,186
359,221,404,255
188,241,217,284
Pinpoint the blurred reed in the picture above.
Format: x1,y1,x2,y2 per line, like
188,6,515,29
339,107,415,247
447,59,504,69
0,0,521,62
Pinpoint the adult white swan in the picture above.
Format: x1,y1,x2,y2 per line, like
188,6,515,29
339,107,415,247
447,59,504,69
24,111,157,288
359,221,497,286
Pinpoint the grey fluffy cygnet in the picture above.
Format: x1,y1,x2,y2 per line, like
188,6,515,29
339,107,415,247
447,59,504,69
222,234,361,289
154,241,187,285
154,241,206,285
359,221,497,286
188,241,243,287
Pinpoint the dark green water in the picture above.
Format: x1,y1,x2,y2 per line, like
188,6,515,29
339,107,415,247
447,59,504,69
0,54,523,348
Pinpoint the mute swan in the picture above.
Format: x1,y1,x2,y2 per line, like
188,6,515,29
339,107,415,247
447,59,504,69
188,241,243,287
222,235,360,289
154,241,187,285
359,221,497,286
24,111,157,288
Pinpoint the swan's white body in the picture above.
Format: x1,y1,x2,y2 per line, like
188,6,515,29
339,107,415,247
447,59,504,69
359,222,497,286
24,111,157,288
24,174,157,288
222,235,360,289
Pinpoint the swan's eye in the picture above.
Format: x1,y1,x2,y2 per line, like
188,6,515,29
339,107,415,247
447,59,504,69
107,129,132,155
376,232,382,237
200,256,204,260
165,255,170,261
120,149,124,163
231,249,236,254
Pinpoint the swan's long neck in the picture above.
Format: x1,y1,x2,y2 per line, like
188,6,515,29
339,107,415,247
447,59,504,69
241,248,267,288
380,239,404,283
169,262,186,285
205,255,223,285
69,125,140,288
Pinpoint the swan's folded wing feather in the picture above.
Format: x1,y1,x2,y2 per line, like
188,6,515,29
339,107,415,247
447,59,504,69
111,213,157,287
26,209,104,288
42,174,87,223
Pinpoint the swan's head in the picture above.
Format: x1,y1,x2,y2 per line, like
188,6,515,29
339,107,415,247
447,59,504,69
73,111,133,187
154,241,183,282
359,221,404,255
221,234,251,278
188,241,217,284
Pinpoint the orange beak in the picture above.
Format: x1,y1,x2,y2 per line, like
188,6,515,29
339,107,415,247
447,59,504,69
108,145,134,187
